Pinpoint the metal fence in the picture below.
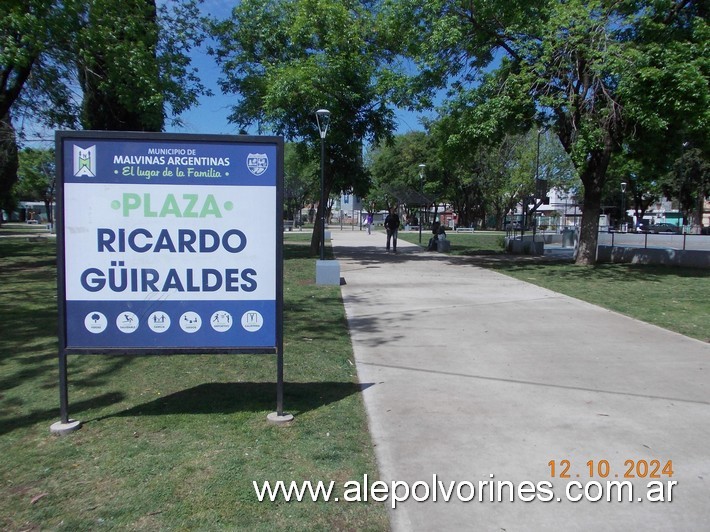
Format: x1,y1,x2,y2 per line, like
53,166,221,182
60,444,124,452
598,232,710,252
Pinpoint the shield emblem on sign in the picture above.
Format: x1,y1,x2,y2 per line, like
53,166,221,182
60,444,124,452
247,153,269,176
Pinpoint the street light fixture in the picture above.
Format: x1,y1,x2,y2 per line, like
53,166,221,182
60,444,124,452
620,181,628,231
418,164,425,244
316,109,330,260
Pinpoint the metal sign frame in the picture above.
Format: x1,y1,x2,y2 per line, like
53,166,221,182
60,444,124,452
54,131,285,428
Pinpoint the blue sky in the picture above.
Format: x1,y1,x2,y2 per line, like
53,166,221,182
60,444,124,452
167,0,432,137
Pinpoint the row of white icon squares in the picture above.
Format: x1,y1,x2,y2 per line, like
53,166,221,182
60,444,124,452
84,310,264,334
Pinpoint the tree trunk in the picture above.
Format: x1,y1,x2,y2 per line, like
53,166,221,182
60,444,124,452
574,179,602,265
696,188,705,229
574,145,613,264
556,118,615,264
0,114,19,223
309,180,334,256
44,198,53,225
309,207,323,256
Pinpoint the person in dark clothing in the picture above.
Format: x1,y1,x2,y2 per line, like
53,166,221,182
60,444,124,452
427,222,441,251
384,208,400,252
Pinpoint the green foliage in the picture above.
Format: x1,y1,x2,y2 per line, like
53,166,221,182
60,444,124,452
1,0,207,131
211,0,404,177
78,0,164,130
388,0,709,263
77,0,210,131
0,119,19,217
0,1,78,213
376,122,579,230
15,148,54,201
0,0,79,124
367,131,430,210
612,7,709,225
211,0,406,253
1,0,208,210
284,142,318,220
662,147,710,224
156,0,212,123
607,145,663,223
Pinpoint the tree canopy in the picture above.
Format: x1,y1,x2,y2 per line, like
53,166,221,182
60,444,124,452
78,0,164,131
0,0,208,217
210,0,408,253
386,0,709,263
1,0,706,252
1,0,79,216
15,147,55,223
78,0,209,131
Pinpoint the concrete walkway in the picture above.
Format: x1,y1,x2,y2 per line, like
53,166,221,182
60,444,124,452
331,228,710,532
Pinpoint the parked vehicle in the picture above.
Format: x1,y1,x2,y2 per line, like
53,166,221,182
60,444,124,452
636,221,652,233
648,223,682,234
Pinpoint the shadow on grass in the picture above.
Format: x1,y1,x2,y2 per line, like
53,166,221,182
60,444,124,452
485,260,710,282
0,392,124,436
0,352,55,393
332,243,573,275
96,381,374,420
284,243,317,260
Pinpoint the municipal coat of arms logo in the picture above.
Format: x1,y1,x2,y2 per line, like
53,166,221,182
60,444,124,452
73,145,97,177
246,153,268,176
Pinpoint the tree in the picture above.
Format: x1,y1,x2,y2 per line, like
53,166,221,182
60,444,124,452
606,147,663,227
428,118,514,230
387,0,709,264
614,5,709,228
0,1,79,123
211,0,404,255
366,131,453,227
0,0,208,218
429,110,579,230
1,0,79,221
663,146,710,226
368,132,428,206
76,0,209,131
0,120,19,219
15,148,55,224
77,0,163,131
284,142,318,222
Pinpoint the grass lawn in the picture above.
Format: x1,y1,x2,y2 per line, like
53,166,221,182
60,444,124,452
2,224,707,529
399,231,710,342
0,226,388,531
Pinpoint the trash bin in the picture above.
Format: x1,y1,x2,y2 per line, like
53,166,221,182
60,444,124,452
561,229,575,248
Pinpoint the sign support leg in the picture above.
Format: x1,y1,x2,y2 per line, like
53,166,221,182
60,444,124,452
50,350,82,434
267,347,293,424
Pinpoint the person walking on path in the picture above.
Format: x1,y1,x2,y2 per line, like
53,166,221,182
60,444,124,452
384,208,400,252
366,213,373,235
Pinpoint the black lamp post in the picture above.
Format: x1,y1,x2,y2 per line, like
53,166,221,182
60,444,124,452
621,181,627,232
530,128,544,238
316,109,330,261
418,163,425,244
